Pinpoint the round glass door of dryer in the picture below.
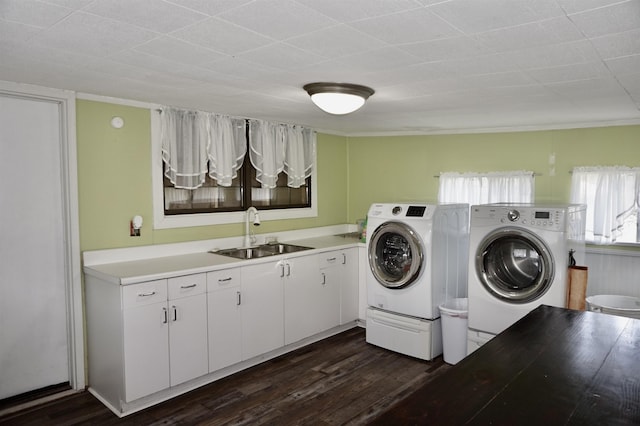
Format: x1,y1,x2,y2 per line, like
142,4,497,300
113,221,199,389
475,227,555,304
368,221,424,289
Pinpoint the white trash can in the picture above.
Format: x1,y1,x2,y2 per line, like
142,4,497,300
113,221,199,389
439,298,468,365
586,294,640,319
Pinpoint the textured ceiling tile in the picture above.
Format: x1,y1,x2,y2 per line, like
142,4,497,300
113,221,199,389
429,0,565,34
33,12,157,57
399,35,491,61
476,16,584,52
217,0,337,40
330,46,423,73
37,0,94,9
605,54,640,76
0,18,43,42
557,0,632,15
285,24,387,59
590,29,640,59
526,61,611,84
172,17,273,55
348,7,461,44
295,0,422,22
0,0,72,27
133,37,226,66
83,0,208,33
502,40,601,69
238,43,327,70
166,0,254,17
569,1,640,38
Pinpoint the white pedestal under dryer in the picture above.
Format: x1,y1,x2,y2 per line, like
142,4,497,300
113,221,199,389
365,203,469,360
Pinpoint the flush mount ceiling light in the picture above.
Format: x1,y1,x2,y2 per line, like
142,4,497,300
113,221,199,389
303,82,375,115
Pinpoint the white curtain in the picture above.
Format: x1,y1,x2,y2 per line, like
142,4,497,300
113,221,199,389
570,166,640,244
161,108,247,189
438,171,535,205
207,114,246,186
248,120,285,189
284,125,316,188
161,107,208,189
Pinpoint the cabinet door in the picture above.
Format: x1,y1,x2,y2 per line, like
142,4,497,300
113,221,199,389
241,261,284,360
122,302,170,401
284,254,322,344
207,287,242,372
341,248,359,324
168,293,208,386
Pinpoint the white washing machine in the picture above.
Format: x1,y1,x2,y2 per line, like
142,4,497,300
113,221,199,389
365,203,469,360
467,203,586,354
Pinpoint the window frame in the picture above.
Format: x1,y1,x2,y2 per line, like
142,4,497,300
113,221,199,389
150,111,318,230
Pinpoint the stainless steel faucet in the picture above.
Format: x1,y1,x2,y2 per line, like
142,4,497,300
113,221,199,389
244,207,261,247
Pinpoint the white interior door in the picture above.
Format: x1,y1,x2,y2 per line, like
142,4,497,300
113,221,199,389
0,94,70,399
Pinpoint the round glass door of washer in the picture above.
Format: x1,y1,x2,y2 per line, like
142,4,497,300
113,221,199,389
368,221,424,289
475,227,555,304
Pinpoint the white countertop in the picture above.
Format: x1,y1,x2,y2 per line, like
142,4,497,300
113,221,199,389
84,233,363,285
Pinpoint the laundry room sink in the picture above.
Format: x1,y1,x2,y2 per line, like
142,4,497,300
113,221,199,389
213,243,313,260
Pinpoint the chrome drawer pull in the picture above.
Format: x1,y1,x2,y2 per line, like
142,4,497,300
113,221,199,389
180,283,197,289
326,257,337,262
138,291,156,297
218,277,232,282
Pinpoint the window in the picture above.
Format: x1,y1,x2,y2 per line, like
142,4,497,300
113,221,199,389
151,111,317,230
570,166,640,245
437,171,535,205
162,152,311,215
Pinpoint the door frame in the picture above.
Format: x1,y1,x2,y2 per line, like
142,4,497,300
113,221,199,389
0,80,85,392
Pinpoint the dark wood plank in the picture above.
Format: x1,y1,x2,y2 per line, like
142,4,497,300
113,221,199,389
372,305,640,426
0,327,451,425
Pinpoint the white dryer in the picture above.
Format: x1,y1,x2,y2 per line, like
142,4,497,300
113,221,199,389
467,203,586,353
365,203,469,360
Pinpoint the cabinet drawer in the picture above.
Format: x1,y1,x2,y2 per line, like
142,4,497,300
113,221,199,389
207,268,241,292
319,251,344,268
122,280,167,308
168,273,206,300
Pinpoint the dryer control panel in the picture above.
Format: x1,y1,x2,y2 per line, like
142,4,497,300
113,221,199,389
472,205,566,231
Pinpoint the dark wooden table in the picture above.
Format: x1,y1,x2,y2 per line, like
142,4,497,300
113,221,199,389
372,305,640,425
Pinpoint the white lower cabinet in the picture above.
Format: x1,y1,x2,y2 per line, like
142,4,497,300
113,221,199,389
167,274,208,386
283,254,325,344
85,243,360,416
207,268,242,372
340,248,359,325
240,260,286,359
87,273,208,408
122,280,170,402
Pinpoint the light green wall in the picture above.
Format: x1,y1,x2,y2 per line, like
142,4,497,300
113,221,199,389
346,126,640,223
77,99,640,251
76,100,349,252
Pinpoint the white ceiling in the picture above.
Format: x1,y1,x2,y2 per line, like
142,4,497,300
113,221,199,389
2,0,640,135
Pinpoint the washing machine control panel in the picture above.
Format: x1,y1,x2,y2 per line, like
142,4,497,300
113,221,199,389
472,206,566,231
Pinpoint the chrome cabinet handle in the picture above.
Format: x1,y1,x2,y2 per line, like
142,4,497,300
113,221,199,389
162,307,168,324
218,277,232,282
180,283,197,289
326,257,337,262
342,253,346,264
286,263,291,276
280,263,285,277
138,291,156,297
321,272,326,285
172,305,177,322
237,291,241,306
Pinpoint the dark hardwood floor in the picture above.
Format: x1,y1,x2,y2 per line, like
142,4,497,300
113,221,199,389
0,327,451,425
